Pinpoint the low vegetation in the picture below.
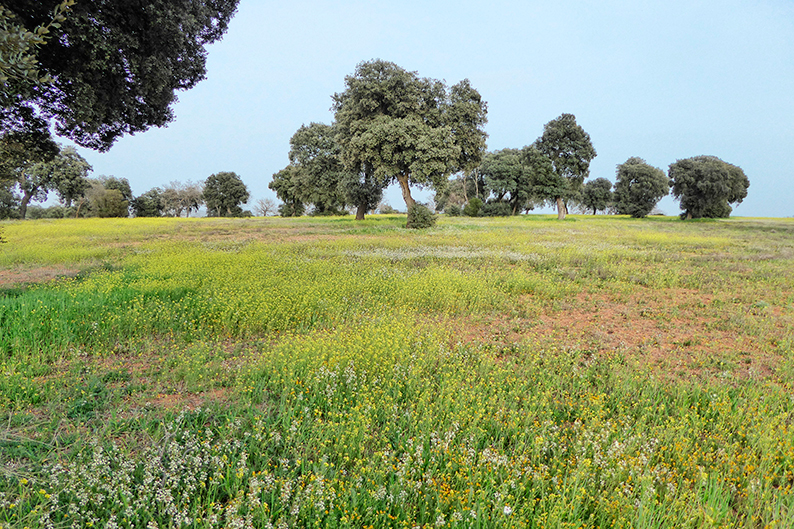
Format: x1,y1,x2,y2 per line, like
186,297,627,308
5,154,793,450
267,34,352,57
1,215,793,528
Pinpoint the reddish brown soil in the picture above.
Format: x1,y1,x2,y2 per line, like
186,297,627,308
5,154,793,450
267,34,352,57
0,266,81,287
446,289,788,382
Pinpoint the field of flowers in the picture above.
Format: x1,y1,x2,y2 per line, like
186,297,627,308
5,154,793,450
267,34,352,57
1,214,793,528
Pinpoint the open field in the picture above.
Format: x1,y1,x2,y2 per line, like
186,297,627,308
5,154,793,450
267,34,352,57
1,215,793,528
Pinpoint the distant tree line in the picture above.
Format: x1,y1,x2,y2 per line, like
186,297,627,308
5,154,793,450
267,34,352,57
0,137,252,219
436,118,749,220
270,61,749,223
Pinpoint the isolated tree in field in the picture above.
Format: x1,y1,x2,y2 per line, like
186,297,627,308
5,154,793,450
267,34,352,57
253,198,276,217
159,181,203,217
446,79,489,177
534,113,596,219
159,186,182,216
2,0,240,151
613,158,669,218
669,156,749,219
332,60,488,215
580,178,613,215
204,172,249,217
101,175,132,203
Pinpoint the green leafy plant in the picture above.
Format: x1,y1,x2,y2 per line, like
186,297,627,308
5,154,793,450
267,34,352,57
463,197,483,216
406,203,436,229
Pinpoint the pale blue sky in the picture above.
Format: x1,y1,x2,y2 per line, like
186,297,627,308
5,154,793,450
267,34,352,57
66,0,794,217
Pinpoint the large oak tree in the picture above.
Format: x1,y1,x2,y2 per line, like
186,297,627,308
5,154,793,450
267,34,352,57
613,157,669,218
669,156,749,219
533,113,596,219
204,171,249,217
332,60,488,214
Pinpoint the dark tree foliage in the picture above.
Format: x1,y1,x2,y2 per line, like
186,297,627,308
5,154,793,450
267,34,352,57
0,108,59,169
288,122,347,215
1,0,240,151
269,165,305,218
533,113,596,219
479,201,513,217
479,148,533,215
204,171,249,217
613,158,669,218
522,145,562,209
131,187,164,217
332,60,488,215
463,197,483,217
99,175,133,203
88,184,127,217
277,201,305,218
339,171,383,220
669,156,749,219
580,177,613,215
0,185,19,219
0,1,73,88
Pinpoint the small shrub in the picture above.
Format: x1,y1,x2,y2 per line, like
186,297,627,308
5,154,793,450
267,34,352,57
480,201,512,217
463,197,483,217
445,204,462,216
406,203,436,229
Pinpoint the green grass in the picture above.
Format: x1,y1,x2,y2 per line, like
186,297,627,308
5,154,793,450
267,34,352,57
1,215,793,528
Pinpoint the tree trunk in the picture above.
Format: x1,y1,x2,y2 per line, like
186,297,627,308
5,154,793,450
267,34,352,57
396,173,416,211
592,207,597,215
355,203,366,220
19,190,33,219
556,197,567,220
461,174,468,203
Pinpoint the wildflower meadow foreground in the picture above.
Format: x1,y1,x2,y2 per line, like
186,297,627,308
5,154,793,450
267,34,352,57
0,215,793,528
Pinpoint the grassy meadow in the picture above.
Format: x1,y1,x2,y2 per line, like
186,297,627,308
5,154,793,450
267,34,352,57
0,214,793,528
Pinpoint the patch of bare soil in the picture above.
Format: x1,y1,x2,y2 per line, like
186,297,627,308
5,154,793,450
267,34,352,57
143,387,231,411
446,289,787,382
0,266,81,287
